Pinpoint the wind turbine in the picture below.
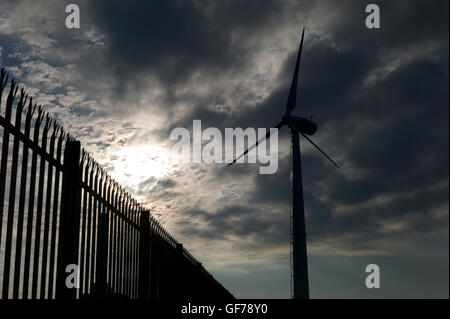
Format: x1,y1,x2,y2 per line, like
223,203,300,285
227,28,339,299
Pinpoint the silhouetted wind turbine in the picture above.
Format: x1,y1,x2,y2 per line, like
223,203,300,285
227,28,339,299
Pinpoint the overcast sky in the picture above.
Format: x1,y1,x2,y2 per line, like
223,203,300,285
0,0,448,298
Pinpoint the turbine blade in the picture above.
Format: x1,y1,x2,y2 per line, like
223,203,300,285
300,132,340,169
285,27,305,116
227,121,284,167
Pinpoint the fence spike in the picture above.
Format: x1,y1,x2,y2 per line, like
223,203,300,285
31,103,37,120
11,79,18,100
0,68,8,113
16,88,26,112
51,121,57,138
59,127,65,142
0,67,8,88
43,113,51,132
25,98,33,118
81,149,86,165
37,105,44,124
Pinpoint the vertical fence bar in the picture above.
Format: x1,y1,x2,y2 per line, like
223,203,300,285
120,195,125,297
78,153,88,298
94,170,103,297
113,183,120,295
106,176,113,296
12,99,35,299
129,201,134,299
131,204,136,299
118,189,124,295
130,200,135,298
95,170,108,297
91,165,99,296
110,183,117,294
122,192,127,297
113,183,118,297
139,210,150,300
31,114,51,299
85,160,94,297
48,129,64,299
125,195,131,297
0,80,17,262
102,175,109,297
124,193,130,296
135,206,141,299
122,194,127,297
39,122,58,298
22,106,44,299
55,140,81,299
132,202,137,299
131,201,137,299
2,88,26,298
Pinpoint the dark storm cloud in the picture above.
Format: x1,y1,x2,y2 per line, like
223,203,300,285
308,183,448,239
84,0,449,104
322,56,449,202
85,0,289,98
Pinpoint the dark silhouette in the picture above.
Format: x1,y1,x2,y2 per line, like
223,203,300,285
0,67,233,300
228,28,339,299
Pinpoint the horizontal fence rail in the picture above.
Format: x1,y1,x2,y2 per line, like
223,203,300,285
0,67,234,300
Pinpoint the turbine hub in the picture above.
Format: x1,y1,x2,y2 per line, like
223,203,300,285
283,115,317,136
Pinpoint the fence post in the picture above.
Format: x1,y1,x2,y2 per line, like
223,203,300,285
138,210,150,300
56,140,81,299
95,200,109,298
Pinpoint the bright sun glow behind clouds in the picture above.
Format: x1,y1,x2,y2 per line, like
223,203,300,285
110,145,171,190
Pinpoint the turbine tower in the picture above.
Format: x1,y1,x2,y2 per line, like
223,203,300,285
228,28,339,299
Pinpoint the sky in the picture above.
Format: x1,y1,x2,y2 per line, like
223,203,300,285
0,0,448,298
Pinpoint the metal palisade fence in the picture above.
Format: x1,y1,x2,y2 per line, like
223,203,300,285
0,68,234,300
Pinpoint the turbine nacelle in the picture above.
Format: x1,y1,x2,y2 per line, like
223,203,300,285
282,115,317,136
